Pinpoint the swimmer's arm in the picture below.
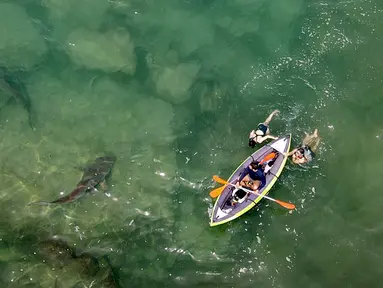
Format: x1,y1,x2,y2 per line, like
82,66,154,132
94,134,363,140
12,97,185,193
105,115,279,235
292,155,307,164
299,158,307,164
287,148,298,157
258,135,278,142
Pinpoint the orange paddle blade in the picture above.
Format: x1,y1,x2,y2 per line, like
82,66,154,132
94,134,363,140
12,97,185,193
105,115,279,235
213,175,228,185
260,152,276,164
275,200,296,210
209,185,226,198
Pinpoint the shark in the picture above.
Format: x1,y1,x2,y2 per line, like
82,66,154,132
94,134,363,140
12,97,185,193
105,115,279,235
0,67,35,130
29,155,117,205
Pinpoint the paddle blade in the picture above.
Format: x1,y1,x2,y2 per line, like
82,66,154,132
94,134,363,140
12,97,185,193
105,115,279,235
213,175,228,185
275,199,296,210
209,185,226,198
260,152,276,164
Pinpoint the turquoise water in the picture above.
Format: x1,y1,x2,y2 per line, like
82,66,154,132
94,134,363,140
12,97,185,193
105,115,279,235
0,0,383,287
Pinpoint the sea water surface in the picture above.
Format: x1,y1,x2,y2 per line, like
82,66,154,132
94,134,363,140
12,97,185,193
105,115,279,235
0,0,382,287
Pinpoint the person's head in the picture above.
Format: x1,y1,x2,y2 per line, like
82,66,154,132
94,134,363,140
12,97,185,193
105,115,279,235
296,147,305,158
292,148,307,164
250,161,261,170
248,138,256,148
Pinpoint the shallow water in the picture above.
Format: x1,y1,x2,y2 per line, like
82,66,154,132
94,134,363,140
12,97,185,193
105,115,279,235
0,0,382,287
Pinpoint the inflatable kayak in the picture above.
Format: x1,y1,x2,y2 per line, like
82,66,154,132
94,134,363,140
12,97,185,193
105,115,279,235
210,135,291,227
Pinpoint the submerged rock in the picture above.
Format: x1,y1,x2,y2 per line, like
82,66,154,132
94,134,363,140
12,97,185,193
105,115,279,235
131,97,175,143
192,77,229,113
152,62,201,105
35,238,119,287
67,28,136,75
42,0,109,31
0,3,47,70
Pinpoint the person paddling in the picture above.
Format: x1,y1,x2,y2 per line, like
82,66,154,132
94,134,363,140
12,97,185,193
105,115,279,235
231,161,266,205
248,110,280,148
287,129,321,165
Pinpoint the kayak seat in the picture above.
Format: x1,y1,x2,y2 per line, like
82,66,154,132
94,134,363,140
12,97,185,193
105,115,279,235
264,160,275,174
232,188,247,204
263,151,279,175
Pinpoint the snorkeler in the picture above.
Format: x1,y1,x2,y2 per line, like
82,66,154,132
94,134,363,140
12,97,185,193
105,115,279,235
287,129,321,165
248,110,280,148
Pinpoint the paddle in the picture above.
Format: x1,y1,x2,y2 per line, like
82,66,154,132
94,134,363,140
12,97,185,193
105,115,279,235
212,175,295,210
259,152,276,164
208,152,277,199
209,185,227,198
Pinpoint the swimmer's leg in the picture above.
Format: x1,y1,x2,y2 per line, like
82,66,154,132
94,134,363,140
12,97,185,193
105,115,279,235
263,109,280,126
310,136,321,152
303,129,321,152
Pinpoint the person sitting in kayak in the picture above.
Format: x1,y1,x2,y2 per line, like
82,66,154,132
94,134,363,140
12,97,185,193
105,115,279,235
232,161,266,204
248,110,280,148
287,129,321,165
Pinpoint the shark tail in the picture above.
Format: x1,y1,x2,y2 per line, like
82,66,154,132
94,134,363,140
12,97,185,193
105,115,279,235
28,201,53,206
28,113,36,131
27,185,90,207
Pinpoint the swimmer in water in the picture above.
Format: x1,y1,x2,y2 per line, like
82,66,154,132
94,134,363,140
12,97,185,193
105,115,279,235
287,129,321,165
248,110,280,148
